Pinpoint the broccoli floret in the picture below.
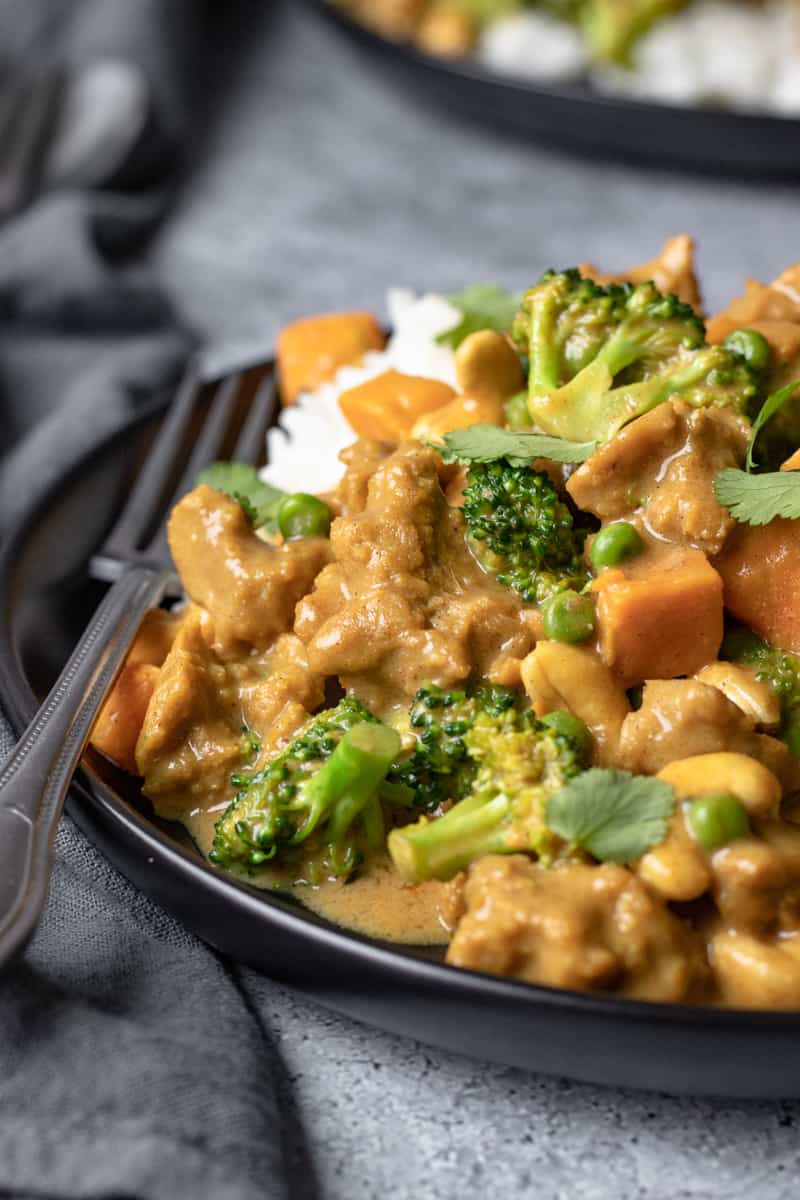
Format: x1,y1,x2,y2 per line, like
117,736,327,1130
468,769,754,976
387,681,519,811
722,628,800,759
581,0,688,64
513,271,758,446
210,698,400,878
387,706,589,881
462,459,589,604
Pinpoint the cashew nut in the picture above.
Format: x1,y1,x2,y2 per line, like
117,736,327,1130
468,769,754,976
711,932,800,1008
695,662,780,729
520,641,630,766
454,330,525,403
636,811,712,902
657,752,781,820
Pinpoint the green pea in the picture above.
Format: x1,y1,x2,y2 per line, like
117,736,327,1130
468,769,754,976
687,792,750,851
542,590,596,644
504,391,531,430
591,522,643,570
277,493,331,540
540,710,593,763
723,328,771,373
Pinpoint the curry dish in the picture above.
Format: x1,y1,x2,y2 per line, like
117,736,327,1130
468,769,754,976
91,236,800,1009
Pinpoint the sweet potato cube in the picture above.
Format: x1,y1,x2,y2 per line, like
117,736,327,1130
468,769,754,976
91,662,161,774
338,370,456,440
277,312,386,405
592,545,723,685
716,519,800,654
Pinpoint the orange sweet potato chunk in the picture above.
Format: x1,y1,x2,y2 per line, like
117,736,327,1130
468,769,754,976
91,662,162,774
716,519,800,654
592,546,723,685
277,312,386,405
90,609,181,773
338,370,456,440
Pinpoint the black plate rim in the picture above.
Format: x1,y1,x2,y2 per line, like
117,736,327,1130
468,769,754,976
3,356,800,1041
309,0,800,133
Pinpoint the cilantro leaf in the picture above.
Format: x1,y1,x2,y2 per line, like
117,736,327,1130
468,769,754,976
429,424,596,467
437,284,522,350
713,468,800,526
746,380,800,472
545,768,674,864
197,462,286,533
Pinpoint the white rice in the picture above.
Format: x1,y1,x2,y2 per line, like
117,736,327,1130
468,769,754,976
477,0,800,116
260,290,460,495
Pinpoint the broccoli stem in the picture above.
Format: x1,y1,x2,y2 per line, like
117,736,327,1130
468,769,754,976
292,722,401,845
529,288,564,394
388,793,513,882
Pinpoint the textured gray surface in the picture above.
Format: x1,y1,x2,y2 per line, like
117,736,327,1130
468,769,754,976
151,4,800,1196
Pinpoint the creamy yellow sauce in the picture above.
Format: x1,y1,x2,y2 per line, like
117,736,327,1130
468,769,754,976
186,808,450,945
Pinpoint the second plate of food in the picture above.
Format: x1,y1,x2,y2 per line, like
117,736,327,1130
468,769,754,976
310,0,800,174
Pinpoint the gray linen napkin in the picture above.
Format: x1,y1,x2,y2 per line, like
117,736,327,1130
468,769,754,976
0,720,287,1200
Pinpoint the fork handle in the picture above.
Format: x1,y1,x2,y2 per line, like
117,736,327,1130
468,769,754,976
0,563,173,967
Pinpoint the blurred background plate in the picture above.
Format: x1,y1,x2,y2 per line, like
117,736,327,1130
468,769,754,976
307,0,800,176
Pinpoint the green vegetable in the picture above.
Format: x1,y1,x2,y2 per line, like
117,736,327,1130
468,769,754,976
542,589,596,642
723,627,800,758
440,0,526,26
388,705,589,881
723,328,771,374
240,729,262,762
198,462,286,533
210,699,400,878
277,493,332,540
713,468,800,526
462,460,590,605
545,767,674,863
590,521,643,569
432,423,596,467
687,792,750,850
539,710,593,762
581,0,688,64
387,681,520,813
512,270,758,446
745,380,800,472
437,284,522,350
504,391,533,429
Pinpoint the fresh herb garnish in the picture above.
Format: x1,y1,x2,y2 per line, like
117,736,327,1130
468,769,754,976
713,468,800,526
429,424,596,467
545,768,674,863
746,380,800,472
437,284,522,350
198,462,286,533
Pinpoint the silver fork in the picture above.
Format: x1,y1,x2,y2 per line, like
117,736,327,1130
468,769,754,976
0,359,278,966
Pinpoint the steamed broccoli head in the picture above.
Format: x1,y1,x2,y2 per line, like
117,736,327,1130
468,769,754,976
387,680,519,811
723,628,800,759
210,698,399,879
513,270,759,445
581,0,689,64
388,704,590,882
462,459,589,605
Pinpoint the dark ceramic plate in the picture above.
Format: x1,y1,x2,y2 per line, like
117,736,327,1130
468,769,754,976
3,356,800,1099
309,0,800,175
